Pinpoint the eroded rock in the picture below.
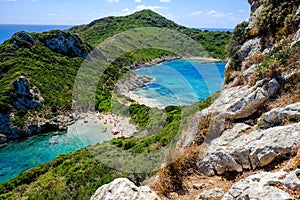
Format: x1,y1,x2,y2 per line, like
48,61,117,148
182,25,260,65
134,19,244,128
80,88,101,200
12,76,44,112
197,123,300,176
44,31,92,58
210,78,280,119
223,170,300,200
258,102,300,129
90,178,160,200
196,188,224,200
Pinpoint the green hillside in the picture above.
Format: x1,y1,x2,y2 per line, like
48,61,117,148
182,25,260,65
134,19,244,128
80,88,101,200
69,10,232,59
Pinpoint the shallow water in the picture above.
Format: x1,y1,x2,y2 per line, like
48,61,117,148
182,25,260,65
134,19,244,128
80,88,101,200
0,119,113,183
0,59,226,183
134,59,226,107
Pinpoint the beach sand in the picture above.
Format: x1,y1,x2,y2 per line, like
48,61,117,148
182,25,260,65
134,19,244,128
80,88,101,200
125,91,166,109
79,112,137,138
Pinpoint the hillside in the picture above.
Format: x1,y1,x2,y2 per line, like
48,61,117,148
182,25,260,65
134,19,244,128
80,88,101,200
0,10,231,143
69,10,232,59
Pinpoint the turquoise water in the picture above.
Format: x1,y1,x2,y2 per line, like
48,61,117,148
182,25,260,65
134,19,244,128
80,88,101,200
0,119,113,183
0,59,225,183
135,59,226,107
0,24,72,44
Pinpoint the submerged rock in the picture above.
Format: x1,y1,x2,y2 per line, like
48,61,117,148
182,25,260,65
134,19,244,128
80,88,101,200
223,169,300,200
90,178,160,200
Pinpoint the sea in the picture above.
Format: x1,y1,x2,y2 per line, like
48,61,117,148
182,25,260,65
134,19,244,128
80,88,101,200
135,59,226,107
0,24,72,44
0,24,226,183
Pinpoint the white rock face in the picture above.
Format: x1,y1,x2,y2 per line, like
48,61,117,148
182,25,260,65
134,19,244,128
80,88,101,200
177,78,280,150
209,78,279,119
196,188,224,200
258,102,300,129
91,178,160,200
12,76,44,112
223,169,300,200
197,123,300,176
238,37,262,60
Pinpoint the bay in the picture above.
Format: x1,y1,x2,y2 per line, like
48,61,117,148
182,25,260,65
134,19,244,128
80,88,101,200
134,59,226,107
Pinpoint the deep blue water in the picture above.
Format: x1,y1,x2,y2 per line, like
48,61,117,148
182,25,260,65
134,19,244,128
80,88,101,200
135,59,225,107
197,28,233,32
0,24,72,44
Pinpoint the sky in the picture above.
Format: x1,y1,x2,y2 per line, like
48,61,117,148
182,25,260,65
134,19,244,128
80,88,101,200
0,0,250,28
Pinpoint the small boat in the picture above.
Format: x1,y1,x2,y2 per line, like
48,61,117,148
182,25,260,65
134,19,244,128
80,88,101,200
112,128,120,135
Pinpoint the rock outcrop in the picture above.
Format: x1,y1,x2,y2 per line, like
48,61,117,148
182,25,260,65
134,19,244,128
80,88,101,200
197,122,300,176
128,56,181,70
44,31,92,58
91,178,160,200
178,78,280,150
12,76,44,112
114,72,154,95
223,169,300,200
258,102,300,129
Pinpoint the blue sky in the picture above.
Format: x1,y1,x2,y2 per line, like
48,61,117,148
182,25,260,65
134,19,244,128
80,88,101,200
0,0,250,28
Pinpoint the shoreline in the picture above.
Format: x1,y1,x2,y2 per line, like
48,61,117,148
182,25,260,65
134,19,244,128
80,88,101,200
183,56,227,63
117,56,226,109
77,112,137,138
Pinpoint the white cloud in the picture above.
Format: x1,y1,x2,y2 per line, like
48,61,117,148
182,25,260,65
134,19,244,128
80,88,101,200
238,9,245,13
4,0,17,2
32,0,37,2
48,13,56,16
135,5,165,11
134,0,141,2
208,10,239,21
160,0,171,2
122,8,131,15
107,0,119,3
187,10,203,16
208,10,217,16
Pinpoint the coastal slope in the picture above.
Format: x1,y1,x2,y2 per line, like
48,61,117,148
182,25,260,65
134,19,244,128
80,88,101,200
0,10,231,143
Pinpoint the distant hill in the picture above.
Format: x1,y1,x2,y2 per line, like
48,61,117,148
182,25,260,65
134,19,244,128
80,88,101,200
69,10,232,59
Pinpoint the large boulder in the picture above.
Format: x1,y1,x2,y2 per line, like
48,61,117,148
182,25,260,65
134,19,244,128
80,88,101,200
258,102,300,129
223,169,300,200
209,78,279,119
91,178,160,200
197,123,300,176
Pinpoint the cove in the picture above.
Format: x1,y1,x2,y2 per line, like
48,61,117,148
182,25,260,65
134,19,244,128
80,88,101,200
134,59,226,107
0,59,226,183
0,118,113,183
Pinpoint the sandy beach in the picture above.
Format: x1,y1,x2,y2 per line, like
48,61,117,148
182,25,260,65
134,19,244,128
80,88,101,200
78,112,137,138
126,91,166,109
184,56,226,62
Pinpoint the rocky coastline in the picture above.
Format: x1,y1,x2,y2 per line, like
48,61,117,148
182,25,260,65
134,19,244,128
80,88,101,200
128,56,181,70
